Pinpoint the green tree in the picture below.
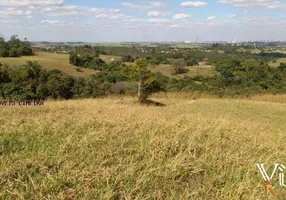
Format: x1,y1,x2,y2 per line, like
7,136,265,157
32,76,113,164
25,61,41,79
9,48,20,57
8,35,21,49
121,55,134,63
0,36,8,57
172,59,188,74
278,63,286,73
19,37,33,56
132,58,166,102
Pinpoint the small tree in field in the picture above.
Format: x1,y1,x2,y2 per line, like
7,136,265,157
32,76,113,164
132,58,166,103
172,59,188,74
133,59,149,101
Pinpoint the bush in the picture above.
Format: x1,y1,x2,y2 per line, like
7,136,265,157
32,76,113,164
109,81,137,95
18,46,33,56
186,58,198,66
172,59,188,74
0,49,8,57
121,55,135,63
9,48,20,57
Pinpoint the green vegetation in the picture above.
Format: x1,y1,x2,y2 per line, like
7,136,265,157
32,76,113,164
0,61,77,100
2,48,286,101
121,55,135,63
172,59,188,75
132,58,166,102
0,58,167,101
0,35,33,57
211,59,286,95
2,35,286,101
69,51,106,70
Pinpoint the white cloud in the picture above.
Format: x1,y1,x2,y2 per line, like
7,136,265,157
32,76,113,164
228,14,236,18
149,1,166,8
147,11,167,17
149,18,169,23
207,16,216,21
173,13,190,20
40,20,100,29
121,2,137,9
122,1,166,11
180,1,208,8
0,8,34,18
95,13,127,20
121,2,151,11
39,6,128,20
0,0,64,7
0,10,23,17
41,20,64,25
218,0,286,10
170,24,181,28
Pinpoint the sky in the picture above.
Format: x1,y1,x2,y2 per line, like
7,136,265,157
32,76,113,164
1,0,286,42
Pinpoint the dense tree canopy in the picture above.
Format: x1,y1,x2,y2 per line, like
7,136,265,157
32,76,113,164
0,35,33,57
0,60,167,101
69,51,106,70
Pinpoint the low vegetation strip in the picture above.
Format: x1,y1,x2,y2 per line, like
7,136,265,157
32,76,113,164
0,98,285,199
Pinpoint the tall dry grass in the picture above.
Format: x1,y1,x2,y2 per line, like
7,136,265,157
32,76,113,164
154,92,286,104
247,94,286,104
152,92,218,100
0,98,286,199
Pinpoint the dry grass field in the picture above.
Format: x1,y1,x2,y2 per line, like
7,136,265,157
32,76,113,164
150,64,217,78
269,58,286,67
99,55,121,64
0,52,96,77
251,49,262,54
1,97,286,199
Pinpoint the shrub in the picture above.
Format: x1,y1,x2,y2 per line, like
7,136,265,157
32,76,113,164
9,48,20,57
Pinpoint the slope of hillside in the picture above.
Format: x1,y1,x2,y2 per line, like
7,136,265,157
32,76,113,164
150,64,217,78
0,52,96,77
1,98,285,199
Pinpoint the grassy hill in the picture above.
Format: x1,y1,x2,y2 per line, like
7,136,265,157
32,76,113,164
1,97,285,199
0,52,97,77
150,64,217,78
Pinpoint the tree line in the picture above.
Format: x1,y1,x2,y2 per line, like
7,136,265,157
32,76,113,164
0,35,33,57
2,57,286,101
2,37,286,101
0,59,167,102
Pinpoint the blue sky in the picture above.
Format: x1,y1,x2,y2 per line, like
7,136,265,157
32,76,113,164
1,0,286,42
